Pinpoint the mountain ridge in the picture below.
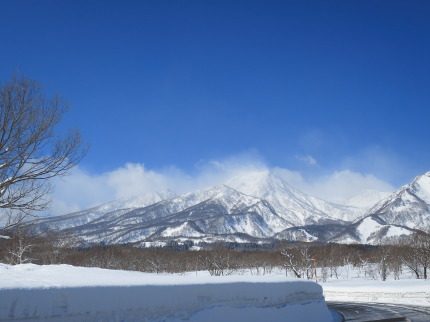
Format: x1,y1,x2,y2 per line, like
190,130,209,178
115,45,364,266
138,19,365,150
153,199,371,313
27,170,430,246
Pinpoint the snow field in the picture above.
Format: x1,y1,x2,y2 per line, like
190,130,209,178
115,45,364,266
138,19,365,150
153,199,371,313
0,264,332,321
316,264,430,306
322,279,430,306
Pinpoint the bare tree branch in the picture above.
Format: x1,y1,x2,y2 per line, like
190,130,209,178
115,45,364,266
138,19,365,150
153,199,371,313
0,74,88,230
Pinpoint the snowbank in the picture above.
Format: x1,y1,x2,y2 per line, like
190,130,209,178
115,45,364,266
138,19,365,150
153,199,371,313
0,264,332,321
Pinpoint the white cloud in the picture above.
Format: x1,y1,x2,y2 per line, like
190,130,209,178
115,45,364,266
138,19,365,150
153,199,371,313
48,167,115,216
274,168,394,204
296,155,318,166
192,151,268,188
340,146,403,184
47,153,395,216
106,163,171,199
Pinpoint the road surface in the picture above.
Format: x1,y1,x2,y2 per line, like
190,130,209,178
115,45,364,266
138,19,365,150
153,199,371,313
327,302,430,322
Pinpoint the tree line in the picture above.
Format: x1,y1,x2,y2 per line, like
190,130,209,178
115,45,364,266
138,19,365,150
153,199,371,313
1,228,428,280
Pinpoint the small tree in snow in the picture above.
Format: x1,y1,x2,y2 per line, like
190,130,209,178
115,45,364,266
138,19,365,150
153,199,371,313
281,243,314,279
411,232,430,279
3,227,34,264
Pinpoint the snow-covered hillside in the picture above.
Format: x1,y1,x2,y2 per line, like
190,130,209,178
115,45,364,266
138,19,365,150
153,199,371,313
31,190,177,232
330,215,415,244
366,171,430,231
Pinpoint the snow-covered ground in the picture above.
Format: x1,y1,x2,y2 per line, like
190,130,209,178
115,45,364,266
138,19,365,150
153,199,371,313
323,278,430,306
320,265,430,307
0,264,331,321
0,263,429,321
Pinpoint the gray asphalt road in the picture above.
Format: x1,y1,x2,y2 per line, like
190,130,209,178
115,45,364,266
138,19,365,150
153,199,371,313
327,302,430,322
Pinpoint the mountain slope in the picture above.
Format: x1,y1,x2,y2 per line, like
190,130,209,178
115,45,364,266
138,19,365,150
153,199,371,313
366,171,430,231
31,190,177,232
32,185,289,245
227,170,362,225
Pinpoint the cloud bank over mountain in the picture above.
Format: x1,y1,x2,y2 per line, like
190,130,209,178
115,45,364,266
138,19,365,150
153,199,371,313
48,153,395,216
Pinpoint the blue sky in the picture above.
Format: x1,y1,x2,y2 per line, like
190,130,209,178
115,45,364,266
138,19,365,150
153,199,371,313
1,1,429,213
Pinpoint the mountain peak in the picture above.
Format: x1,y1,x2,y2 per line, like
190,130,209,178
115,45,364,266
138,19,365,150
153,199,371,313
411,171,430,192
366,170,430,231
225,169,361,225
225,169,293,198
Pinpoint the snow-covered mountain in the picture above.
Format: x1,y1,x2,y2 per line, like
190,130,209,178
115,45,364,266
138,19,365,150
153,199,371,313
227,170,362,225
32,190,177,232
27,170,429,246
301,171,430,244
32,184,284,245
365,171,430,231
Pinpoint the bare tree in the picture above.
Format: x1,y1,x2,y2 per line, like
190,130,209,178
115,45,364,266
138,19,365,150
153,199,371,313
2,227,34,264
205,246,236,276
376,245,391,281
282,246,303,278
0,74,87,228
411,232,430,279
281,243,314,279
